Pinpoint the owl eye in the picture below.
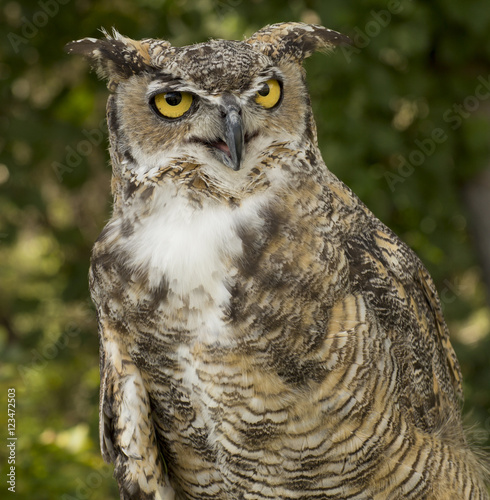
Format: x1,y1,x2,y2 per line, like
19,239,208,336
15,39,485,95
152,91,193,119
255,79,282,109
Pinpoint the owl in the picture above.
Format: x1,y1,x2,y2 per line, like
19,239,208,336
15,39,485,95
66,23,489,499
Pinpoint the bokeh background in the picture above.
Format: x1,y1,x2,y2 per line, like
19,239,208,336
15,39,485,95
1,0,490,498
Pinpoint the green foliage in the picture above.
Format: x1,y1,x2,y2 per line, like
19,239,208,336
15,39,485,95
1,0,489,497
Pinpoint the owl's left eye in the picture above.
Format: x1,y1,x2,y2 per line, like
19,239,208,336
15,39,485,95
151,91,193,119
255,79,282,109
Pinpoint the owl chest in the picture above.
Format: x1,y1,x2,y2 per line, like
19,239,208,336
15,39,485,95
101,191,364,496
116,193,248,336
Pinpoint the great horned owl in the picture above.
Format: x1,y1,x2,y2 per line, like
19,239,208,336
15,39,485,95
66,23,488,499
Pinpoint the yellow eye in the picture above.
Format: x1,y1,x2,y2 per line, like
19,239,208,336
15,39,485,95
255,79,282,109
153,91,193,118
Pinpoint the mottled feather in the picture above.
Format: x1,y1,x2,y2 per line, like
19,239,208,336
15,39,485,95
67,22,489,500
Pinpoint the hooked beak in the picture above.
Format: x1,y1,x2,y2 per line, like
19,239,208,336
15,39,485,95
197,94,250,171
223,107,244,171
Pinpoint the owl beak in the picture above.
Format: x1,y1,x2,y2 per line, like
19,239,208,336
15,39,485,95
223,106,244,171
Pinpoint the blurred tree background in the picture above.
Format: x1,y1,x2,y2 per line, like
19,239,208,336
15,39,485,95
1,0,490,497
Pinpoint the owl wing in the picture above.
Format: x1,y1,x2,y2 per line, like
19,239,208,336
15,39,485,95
343,214,463,434
90,242,175,500
415,264,463,401
96,315,175,500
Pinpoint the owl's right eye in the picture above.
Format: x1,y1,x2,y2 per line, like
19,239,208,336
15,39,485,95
151,91,193,119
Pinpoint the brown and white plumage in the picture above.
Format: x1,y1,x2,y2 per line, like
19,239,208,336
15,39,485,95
66,23,489,499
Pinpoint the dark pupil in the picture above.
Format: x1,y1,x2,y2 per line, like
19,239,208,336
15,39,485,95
165,92,182,106
258,83,270,97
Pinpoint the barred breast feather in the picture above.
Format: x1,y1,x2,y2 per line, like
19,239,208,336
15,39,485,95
90,143,488,499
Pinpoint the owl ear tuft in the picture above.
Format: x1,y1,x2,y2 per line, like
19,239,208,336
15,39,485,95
246,22,351,63
65,29,163,91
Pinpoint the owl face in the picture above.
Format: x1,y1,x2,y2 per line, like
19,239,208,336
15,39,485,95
66,23,350,199
114,41,306,178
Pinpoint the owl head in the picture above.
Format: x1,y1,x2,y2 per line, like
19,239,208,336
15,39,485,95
66,23,349,202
